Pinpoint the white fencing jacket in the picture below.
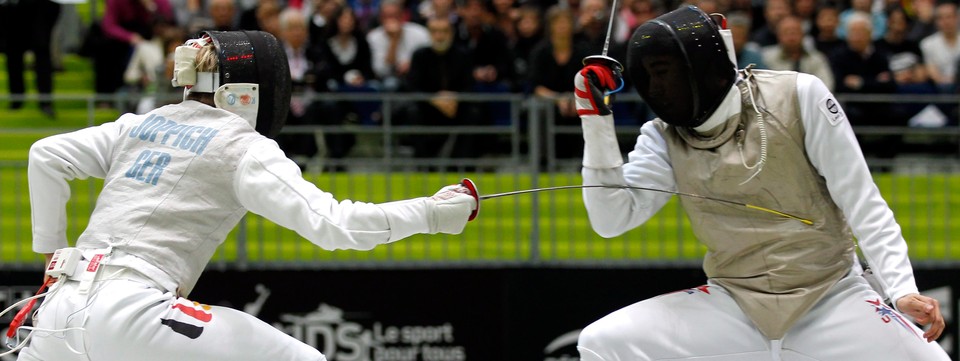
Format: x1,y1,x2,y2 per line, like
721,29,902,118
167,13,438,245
29,101,443,296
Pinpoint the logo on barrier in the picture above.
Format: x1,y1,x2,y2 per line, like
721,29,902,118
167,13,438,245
246,285,467,361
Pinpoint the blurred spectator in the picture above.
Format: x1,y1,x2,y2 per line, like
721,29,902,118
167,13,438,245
906,0,937,43
239,0,272,30
920,1,960,93
139,27,188,109
813,4,844,56
728,11,766,69
875,6,924,65
404,16,483,159
351,0,379,32
565,0,583,19
454,0,514,129
321,6,377,91
178,0,238,33
366,0,430,91
726,0,753,16
830,11,898,160
456,0,514,90
256,0,282,35
838,0,886,40
830,13,895,114
877,0,902,13
490,0,518,42
0,0,61,117
308,0,344,41
890,52,941,127
762,15,835,90
288,21,321,81
169,0,204,32
618,0,662,36
415,0,457,25
529,5,590,158
510,5,543,93
750,0,790,48
275,8,329,161
156,28,190,106
793,0,816,35
575,0,612,56
90,0,174,108
576,0,629,131
209,0,240,30
320,6,380,157
123,24,171,114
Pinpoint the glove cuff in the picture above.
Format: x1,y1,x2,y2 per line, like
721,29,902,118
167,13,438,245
430,193,473,235
582,113,624,169
378,198,433,242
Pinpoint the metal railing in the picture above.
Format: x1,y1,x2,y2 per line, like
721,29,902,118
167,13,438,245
1,92,959,270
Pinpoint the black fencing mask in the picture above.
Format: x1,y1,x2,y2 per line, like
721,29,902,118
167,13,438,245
626,6,736,128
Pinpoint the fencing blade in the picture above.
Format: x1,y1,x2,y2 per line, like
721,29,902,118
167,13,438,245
479,184,814,225
582,0,623,87
599,0,619,58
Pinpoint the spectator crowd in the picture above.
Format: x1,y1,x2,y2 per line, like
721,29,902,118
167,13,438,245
4,0,960,161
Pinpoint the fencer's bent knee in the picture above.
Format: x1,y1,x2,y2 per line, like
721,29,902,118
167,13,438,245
577,323,609,361
578,319,621,355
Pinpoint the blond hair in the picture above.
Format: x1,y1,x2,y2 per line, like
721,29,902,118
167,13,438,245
196,42,218,73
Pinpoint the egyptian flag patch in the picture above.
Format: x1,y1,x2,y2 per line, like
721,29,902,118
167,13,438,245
161,300,214,339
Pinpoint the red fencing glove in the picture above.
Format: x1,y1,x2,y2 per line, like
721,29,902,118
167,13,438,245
574,64,619,116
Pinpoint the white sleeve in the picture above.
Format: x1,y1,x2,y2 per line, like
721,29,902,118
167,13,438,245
29,119,126,253
235,140,436,251
581,121,676,238
797,73,918,303
366,31,390,79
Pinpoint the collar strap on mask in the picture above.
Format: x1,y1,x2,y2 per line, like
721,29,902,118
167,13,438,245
192,72,221,93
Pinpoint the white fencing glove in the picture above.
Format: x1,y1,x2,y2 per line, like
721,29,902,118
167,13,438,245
430,184,477,235
575,64,624,169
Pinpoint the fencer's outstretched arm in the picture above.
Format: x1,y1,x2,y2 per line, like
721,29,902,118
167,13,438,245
575,66,675,238
235,140,475,251
28,118,126,253
796,74,918,303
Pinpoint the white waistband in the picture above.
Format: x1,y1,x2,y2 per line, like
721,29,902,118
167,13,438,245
62,253,170,294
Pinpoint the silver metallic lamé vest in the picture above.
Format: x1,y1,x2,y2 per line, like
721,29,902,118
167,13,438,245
652,69,855,340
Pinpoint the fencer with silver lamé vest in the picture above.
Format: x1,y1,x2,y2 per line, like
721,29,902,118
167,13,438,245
653,69,854,340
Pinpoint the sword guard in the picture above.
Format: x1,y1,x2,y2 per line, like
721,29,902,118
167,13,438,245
460,178,480,221
582,55,625,96
582,55,623,73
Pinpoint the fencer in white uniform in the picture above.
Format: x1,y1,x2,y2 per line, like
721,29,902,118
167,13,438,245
573,6,949,361
15,31,477,361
